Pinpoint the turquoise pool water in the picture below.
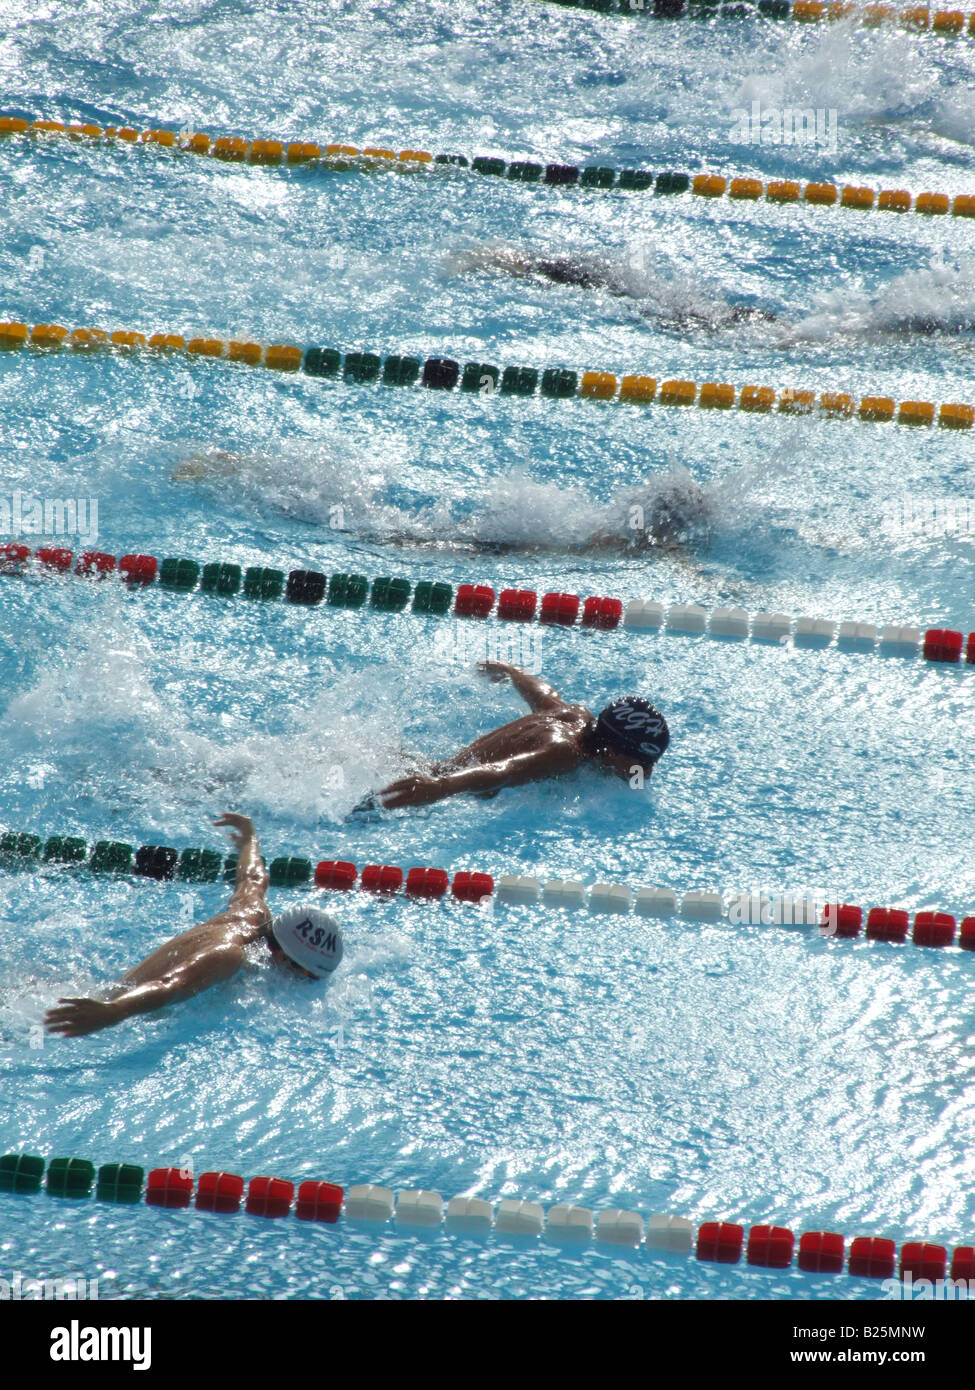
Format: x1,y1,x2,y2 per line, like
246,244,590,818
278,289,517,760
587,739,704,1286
1,0,974,1300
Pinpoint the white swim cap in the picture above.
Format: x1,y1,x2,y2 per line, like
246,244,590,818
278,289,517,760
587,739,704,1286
270,906,343,978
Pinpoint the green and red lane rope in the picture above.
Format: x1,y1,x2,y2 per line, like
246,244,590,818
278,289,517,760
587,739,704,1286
2,832,973,952
3,539,974,670
1,1152,972,1287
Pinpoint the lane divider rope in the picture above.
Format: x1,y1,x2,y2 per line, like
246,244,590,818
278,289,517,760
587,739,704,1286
1,1152,972,1288
3,541,974,673
2,114,973,223
543,0,975,40
3,831,973,951
2,320,973,431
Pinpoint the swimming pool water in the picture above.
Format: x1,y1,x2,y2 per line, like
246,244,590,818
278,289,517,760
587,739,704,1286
1,0,974,1301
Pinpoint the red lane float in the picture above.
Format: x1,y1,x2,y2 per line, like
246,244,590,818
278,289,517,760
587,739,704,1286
696,1220,744,1264
582,596,623,629
35,546,73,572
498,588,537,621
923,628,963,662
405,866,449,898
119,553,158,586
822,903,864,937
76,550,116,577
196,1171,244,1214
360,864,404,893
746,1224,795,1268
0,542,30,572
865,907,910,942
798,1230,845,1274
296,1180,343,1223
540,591,581,625
451,871,494,902
314,859,357,890
899,1242,947,1281
912,911,956,947
246,1176,293,1218
848,1236,897,1279
454,583,494,619
145,1167,193,1209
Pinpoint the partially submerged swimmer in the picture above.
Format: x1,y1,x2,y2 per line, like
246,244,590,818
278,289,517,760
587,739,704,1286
377,662,669,809
44,814,342,1037
589,479,712,552
466,246,778,332
467,482,711,557
172,447,713,557
171,449,242,483
468,248,975,342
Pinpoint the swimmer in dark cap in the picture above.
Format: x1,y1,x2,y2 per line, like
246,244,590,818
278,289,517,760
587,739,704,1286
377,664,669,809
43,815,342,1037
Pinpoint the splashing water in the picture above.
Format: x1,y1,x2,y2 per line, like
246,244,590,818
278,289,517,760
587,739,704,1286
452,239,775,335
787,256,975,343
0,605,415,826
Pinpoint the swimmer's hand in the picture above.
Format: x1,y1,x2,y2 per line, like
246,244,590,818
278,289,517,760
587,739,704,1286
213,812,255,849
478,660,513,683
44,997,121,1038
478,662,567,714
378,774,442,809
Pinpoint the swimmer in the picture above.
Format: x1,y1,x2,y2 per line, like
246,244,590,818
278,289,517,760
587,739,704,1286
589,479,712,552
379,477,712,560
463,245,778,333
172,446,712,558
465,246,975,344
376,664,669,809
43,814,342,1038
170,448,243,482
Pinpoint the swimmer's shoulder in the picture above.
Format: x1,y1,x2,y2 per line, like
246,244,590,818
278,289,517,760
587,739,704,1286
553,702,595,728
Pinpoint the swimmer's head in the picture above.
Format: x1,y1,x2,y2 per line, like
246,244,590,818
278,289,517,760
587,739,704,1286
266,906,343,979
646,481,711,546
171,449,243,484
587,697,670,778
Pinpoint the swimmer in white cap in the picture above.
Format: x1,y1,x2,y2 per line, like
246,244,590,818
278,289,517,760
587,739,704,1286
44,814,342,1038
376,665,669,809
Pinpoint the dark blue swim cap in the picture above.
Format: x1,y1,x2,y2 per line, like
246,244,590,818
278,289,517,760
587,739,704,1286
595,698,670,763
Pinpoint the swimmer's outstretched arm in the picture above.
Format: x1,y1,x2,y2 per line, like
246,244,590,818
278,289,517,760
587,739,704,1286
380,746,577,808
44,814,267,1037
44,945,246,1037
478,661,568,713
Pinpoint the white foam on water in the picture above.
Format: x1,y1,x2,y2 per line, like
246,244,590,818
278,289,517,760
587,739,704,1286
733,23,934,126
0,603,424,825
173,436,730,554
171,434,396,531
788,255,975,343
